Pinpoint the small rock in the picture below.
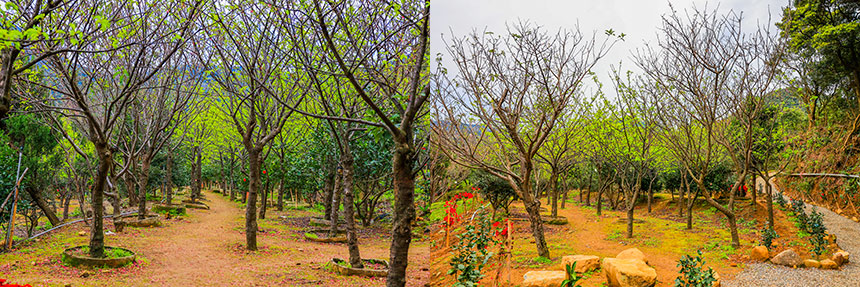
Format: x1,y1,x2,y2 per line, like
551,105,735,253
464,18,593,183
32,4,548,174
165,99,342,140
852,217,859,222
616,248,648,265
80,271,93,278
522,270,566,287
803,259,820,268
771,249,802,267
560,255,600,273
751,246,769,261
77,231,87,236
832,251,850,266
820,259,838,269
713,272,721,287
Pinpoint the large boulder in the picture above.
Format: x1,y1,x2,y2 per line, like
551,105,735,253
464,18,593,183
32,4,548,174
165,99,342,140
820,259,838,269
601,258,656,287
522,270,566,287
832,251,850,266
750,246,769,261
560,255,600,273
616,248,648,265
770,249,802,267
713,272,721,287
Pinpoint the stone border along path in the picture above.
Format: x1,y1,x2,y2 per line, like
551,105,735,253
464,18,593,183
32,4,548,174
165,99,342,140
725,181,860,286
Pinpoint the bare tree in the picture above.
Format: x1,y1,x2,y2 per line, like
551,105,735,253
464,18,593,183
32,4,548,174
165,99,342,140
0,0,125,128
194,0,306,251
31,0,201,257
635,5,782,247
608,70,659,238
287,1,431,285
536,110,583,218
433,23,618,258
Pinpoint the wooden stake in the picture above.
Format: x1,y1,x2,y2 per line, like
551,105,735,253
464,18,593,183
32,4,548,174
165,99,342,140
506,219,512,284
445,223,449,248
5,154,25,250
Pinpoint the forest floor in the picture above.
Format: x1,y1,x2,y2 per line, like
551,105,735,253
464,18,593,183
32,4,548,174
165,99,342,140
430,191,817,287
0,190,429,286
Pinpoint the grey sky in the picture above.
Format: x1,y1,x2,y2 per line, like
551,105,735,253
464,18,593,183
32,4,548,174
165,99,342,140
430,0,789,96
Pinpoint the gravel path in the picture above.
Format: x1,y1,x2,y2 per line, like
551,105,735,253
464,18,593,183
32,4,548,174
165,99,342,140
725,180,860,287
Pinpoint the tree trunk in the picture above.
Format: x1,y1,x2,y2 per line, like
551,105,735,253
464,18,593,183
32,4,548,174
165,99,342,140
647,176,656,213
686,189,697,230
0,48,18,130
522,189,550,258
228,164,236,202
137,160,151,220
751,174,758,210
260,175,270,220
700,182,741,248
165,152,173,204
195,147,202,199
679,172,687,217
125,173,138,208
386,145,417,287
561,184,568,209
89,146,111,258
323,165,335,221
341,141,363,269
24,186,60,226
330,171,343,237
626,203,635,238
277,178,285,211
62,193,72,221
585,172,593,206
245,147,262,251
550,170,559,217
766,177,774,230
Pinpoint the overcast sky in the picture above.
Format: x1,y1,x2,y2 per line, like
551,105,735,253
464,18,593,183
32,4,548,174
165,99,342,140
430,0,789,96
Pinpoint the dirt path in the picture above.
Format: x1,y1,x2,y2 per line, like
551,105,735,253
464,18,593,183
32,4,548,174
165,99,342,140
138,192,250,285
1,190,429,286
725,177,860,287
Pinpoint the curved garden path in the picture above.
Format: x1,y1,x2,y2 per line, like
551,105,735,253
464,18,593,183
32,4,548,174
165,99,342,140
725,178,860,287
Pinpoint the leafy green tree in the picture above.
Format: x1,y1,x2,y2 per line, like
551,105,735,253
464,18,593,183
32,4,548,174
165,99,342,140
4,114,62,226
779,0,860,137
468,169,517,217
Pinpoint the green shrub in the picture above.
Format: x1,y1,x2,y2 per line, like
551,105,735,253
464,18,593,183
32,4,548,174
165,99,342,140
561,262,583,287
675,250,717,287
448,205,498,287
774,192,788,208
809,234,827,257
759,223,779,248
